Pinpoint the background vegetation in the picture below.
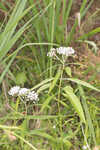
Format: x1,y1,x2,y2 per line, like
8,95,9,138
0,0,100,149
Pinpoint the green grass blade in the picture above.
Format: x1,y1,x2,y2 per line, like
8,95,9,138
29,130,57,143
78,27,100,40
64,0,73,25
0,0,27,62
81,0,94,18
0,125,20,130
2,42,58,65
0,2,7,11
13,132,37,150
49,0,55,77
63,0,73,43
78,85,96,145
0,115,65,120
0,25,30,62
40,95,55,112
31,78,54,90
37,83,51,93
66,78,100,92
63,86,86,123
66,0,93,45
1,3,38,35
0,0,27,44
80,0,87,13
0,52,17,84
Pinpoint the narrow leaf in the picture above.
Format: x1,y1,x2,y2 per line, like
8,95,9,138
78,27,100,40
49,68,62,94
66,78,100,92
63,86,86,123
40,95,54,112
78,85,96,144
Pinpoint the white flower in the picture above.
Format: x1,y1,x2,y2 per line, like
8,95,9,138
66,47,75,55
18,88,29,96
8,86,39,103
26,91,39,102
47,48,56,57
56,47,75,56
8,86,20,96
56,47,67,55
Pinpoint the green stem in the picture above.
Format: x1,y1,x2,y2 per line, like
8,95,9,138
57,63,65,150
50,0,56,77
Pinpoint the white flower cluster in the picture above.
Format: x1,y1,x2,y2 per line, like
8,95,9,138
47,47,75,57
57,47,75,56
8,86,20,96
8,86,39,103
47,48,56,57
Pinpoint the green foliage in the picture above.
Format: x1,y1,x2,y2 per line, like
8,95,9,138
66,78,100,92
78,27,100,40
63,86,86,123
49,67,62,94
0,0,100,149
16,72,27,85
0,2,7,11
65,67,72,77
78,85,96,144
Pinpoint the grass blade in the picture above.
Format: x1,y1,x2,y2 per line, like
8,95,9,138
0,0,27,62
13,132,37,150
0,52,17,84
0,115,65,120
66,0,93,45
40,95,55,112
78,27,100,40
78,85,96,145
80,0,87,13
66,78,100,92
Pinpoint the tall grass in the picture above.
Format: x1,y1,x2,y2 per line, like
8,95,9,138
0,0,100,149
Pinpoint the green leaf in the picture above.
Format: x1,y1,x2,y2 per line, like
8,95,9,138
78,27,100,40
40,95,54,112
31,78,53,90
66,78,100,92
78,85,96,145
63,86,86,123
16,72,27,85
48,68,62,94
65,67,72,77
37,83,51,93
0,52,17,84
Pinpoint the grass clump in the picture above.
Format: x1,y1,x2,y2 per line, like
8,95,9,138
0,0,100,150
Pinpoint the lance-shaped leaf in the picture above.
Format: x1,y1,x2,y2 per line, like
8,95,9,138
63,86,86,123
48,68,62,94
66,78,100,92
